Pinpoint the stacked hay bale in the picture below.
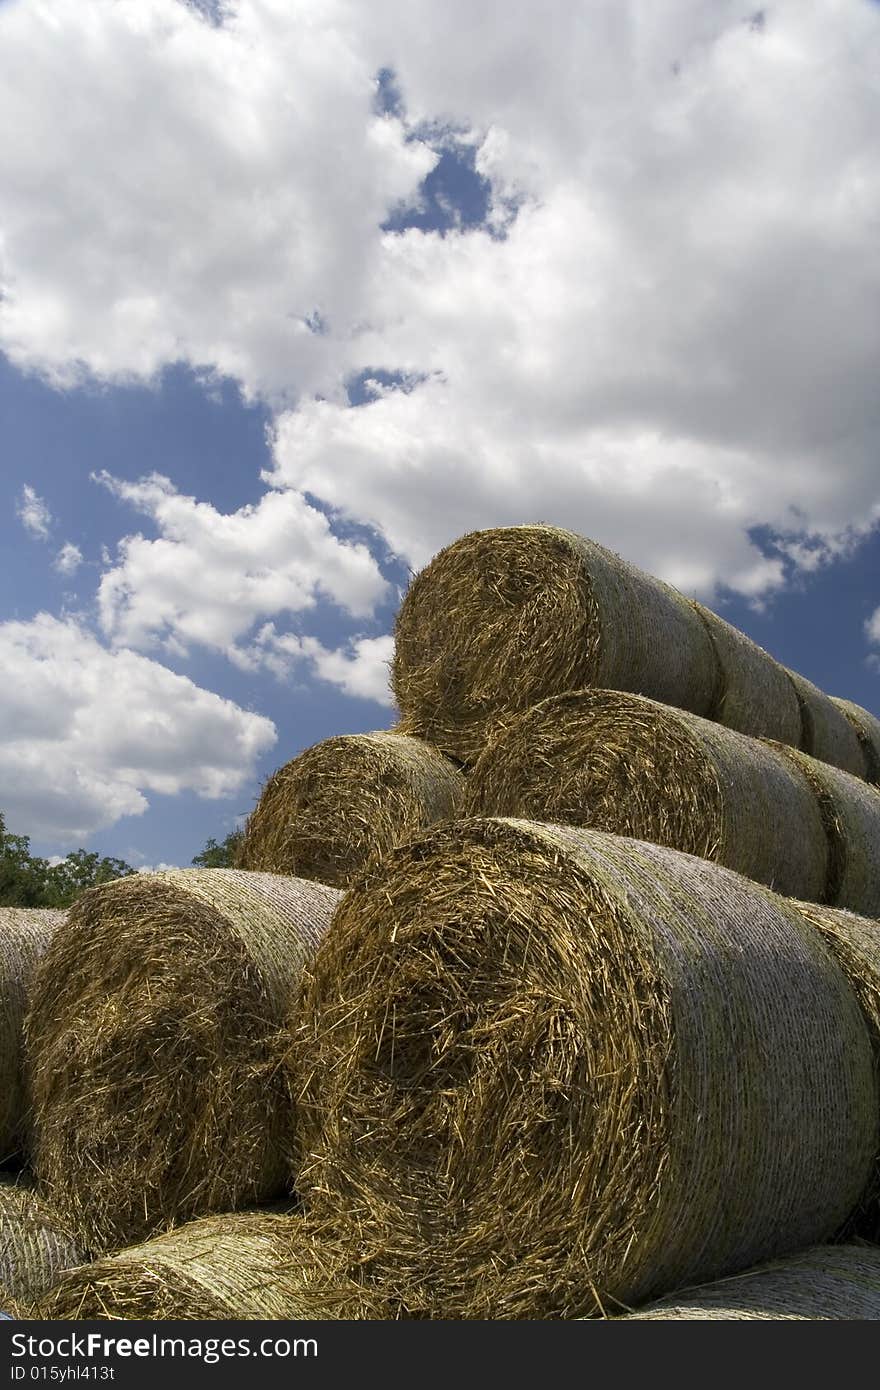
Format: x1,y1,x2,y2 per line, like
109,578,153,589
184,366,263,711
464,689,880,915
1,907,64,1165
622,1246,880,1319
0,1179,85,1310
26,869,341,1252
286,819,878,1319
237,731,465,887
392,525,873,778
37,1210,393,1321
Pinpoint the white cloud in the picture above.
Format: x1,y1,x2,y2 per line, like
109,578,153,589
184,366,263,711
867,608,880,649
53,541,83,575
16,484,52,540
244,625,394,705
0,614,276,843
1,1,879,605
94,470,389,655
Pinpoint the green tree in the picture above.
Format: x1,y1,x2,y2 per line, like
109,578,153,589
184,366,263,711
191,829,244,868
0,812,135,909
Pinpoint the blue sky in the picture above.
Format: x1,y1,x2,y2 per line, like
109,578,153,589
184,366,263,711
1,0,879,868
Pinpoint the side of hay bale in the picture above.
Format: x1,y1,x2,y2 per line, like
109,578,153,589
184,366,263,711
287,819,877,1319
0,907,64,1163
783,668,865,776
832,697,880,784
465,690,829,903
26,870,341,1253
0,1179,86,1305
623,1246,880,1319
767,743,880,917
391,525,720,764
37,1211,392,1321
689,601,802,743
236,731,465,887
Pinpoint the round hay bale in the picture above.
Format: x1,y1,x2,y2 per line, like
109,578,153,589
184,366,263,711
783,669,865,776
465,690,829,902
832,697,880,785
391,525,720,764
288,819,877,1319
0,1178,85,1305
26,869,341,1253
0,907,64,1163
37,1211,392,1321
689,601,802,743
0,1283,32,1319
236,731,465,888
624,1245,880,1319
767,744,880,916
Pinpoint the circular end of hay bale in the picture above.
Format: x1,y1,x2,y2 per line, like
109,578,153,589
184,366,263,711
237,732,465,887
27,871,340,1253
289,818,875,1318
0,908,64,1161
37,1212,392,1321
0,1179,85,1304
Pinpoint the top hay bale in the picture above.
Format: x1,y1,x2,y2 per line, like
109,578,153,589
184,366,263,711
26,869,340,1253
624,1245,880,1319
237,731,465,888
0,907,64,1163
288,819,877,1319
833,697,880,784
391,525,863,772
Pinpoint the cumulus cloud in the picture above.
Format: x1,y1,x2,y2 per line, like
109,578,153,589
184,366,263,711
94,470,389,655
867,607,880,649
16,484,52,540
53,542,83,575
242,625,394,705
0,614,276,843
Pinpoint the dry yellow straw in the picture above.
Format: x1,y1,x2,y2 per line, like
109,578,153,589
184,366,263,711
0,1178,85,1306
27,870,341,1253
237,731,465,887
288,819,877,1319
0,907,64,1162
623,1245,880,1319
37,1211,392,1321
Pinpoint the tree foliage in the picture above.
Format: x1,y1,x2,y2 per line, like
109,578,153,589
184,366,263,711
191,829,243,868
0,812,136,909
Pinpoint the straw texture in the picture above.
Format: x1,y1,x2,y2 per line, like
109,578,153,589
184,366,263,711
37,1211,392,1321
0,1178,85,1305
288,819,876,1319
783,669,865,776
624,1245,880,1319
237,731,465,887
27,869,341,1252
768,744,880,916
0,907,64,1162
833,697,880,785
466,690,829,901
690,602,802,742
391,525,719,763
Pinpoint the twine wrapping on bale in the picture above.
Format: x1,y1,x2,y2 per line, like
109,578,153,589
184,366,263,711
288,819,877,1319
624,1245,880,1319
391,525,720,764
767,744,880,917
237,731,465,888
689,602,802,743
26,869,341,1254
832,697,880,785
0,907,64,1163
783,669,865,776
465,690,829,902
37,1210,392,1321
0,1178,85,1305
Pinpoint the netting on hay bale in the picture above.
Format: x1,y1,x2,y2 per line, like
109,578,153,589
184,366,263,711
622,1245,880,1319
37,1210,393,1321
0,1178,85,1307
236,731,465,888
287,819,877,1319
391,525,868,776
465,689,830,902
26,869,341,1253
0,907,64,1164
832,697,880,785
